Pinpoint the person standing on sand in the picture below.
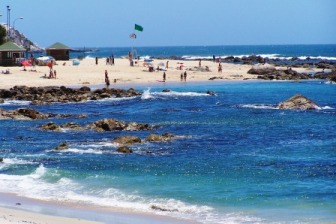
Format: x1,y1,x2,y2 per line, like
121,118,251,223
96,57,98,65
105,70,110,87
54,70,57,79
180,73,183,81
199,59,202,67
183,71,187,81
163,72,166,82
218,63,222,73
166,61,169,69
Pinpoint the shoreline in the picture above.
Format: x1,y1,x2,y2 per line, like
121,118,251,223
0,57,327,91
0,192,195,224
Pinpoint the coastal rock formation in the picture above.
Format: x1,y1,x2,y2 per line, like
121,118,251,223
0,157,3,163
55,142,69,150
40,122,62,131
40,122,83,131
116,146,133,154
0,86,142,105
314,70,336,82
248,63,276,75
0,108,48,120
146,133,175,142
88,119,153,132
277,94,320,110
113,136,142,146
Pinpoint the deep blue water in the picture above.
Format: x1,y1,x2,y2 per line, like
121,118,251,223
1,80,336,223
69,44,336,61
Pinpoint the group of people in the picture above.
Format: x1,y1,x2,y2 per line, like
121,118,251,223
106,55,115,65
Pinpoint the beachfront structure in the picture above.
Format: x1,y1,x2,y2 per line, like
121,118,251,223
0,41,26,66
46,42,70,60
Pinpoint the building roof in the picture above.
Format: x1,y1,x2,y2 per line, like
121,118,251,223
46,42,70,50
0,41,26,52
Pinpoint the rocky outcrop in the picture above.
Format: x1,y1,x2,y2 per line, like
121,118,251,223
113,136,142,146
55,142,69,150
248,64,276,75
0,157,3,163
314,70,336,82
87,119,153,132
40,122,83,131
146,133,175,142
116,146,133,154
0,86,142,105
277,94,320,110
0,108,48,120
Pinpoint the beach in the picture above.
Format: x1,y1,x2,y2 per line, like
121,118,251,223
0,58,266,89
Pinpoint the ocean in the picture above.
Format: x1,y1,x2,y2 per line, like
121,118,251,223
1,45,336,223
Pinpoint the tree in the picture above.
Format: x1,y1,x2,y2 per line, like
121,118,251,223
0,25,7,45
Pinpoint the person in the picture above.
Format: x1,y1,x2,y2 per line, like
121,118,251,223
183,71,187,81
218,63,222,73
166,61,169,69
213,55,216,62
180,73,183,81
95,57,98,65
54,70,57,79
199,59,202,67
111,54,115,65
49,70,54,79
106,57,109,65
105,70,110,86
163,72,166,82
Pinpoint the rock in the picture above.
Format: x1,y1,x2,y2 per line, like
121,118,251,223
89,119,126,132
0,98,4,104
88,119,153,132
277,94,320,110
61,122,82,131
55,142,69,150
17,108,47,120
0,157,3,163
116,146,133,154
113,136,141,146
146,133,175,142
40,122,61,131
206,91,216,96
248,63,276,75
162,89,171,92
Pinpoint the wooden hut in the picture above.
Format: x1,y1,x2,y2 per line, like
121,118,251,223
0,41,26,66
46,42,70,60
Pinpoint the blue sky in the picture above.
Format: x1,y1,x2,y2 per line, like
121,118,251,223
1,0,335,48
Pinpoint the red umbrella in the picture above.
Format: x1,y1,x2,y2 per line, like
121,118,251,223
21,60,31,67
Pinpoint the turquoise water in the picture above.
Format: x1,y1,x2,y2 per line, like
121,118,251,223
0,80,335,223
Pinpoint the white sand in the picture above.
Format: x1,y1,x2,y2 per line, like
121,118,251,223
0,58,257,89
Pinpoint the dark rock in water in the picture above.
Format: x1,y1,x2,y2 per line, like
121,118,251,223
146,133,175,142
0,85,142,104
40,122,62,131
0,98,4,104
162,89,171,92
88,119,153,132
113,136,141,146
206,91,216,96
209,76,224,80
277,94,320,110
55,142,69,150
61,122,82,131
0,108,50,120
0,157,3,163
116,146,133,154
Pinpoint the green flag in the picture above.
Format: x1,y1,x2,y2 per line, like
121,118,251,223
135,24,143,32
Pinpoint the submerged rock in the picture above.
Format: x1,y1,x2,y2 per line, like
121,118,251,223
88,119,153,132
40,122,61,131
116,146,133,154
0,157,3,163
277,94,320,110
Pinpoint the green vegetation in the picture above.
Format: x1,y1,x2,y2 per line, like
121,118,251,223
0,25,7,45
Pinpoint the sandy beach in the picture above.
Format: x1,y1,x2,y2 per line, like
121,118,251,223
0,58,260,90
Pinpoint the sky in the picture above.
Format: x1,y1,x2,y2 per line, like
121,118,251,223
1,0,335,48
